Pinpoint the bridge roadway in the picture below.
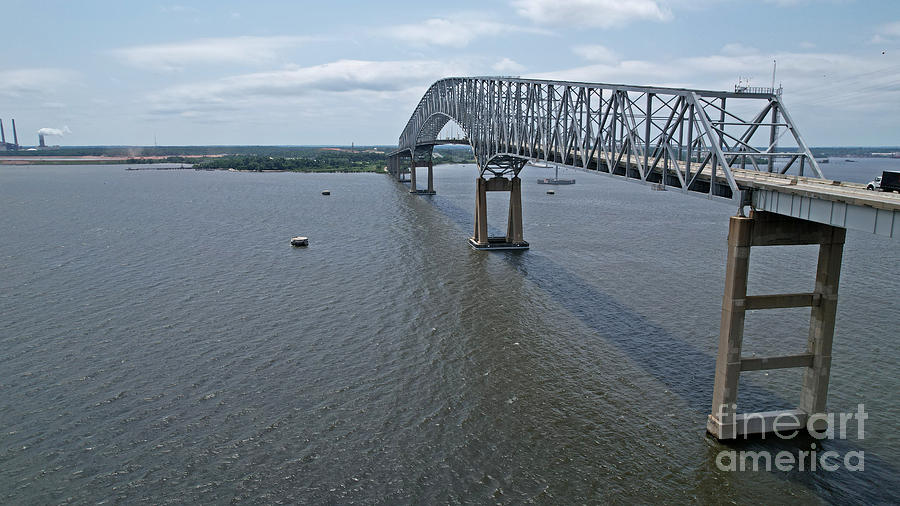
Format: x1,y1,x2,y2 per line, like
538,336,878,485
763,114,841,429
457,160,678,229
388,77,898,441
395,146,900,238
562,150,900,238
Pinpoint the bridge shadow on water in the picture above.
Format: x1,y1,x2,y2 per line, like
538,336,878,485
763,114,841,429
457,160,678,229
418,188,896,503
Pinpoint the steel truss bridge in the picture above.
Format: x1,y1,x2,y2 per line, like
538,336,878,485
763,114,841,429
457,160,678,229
388,77,899,238
387,77,899,440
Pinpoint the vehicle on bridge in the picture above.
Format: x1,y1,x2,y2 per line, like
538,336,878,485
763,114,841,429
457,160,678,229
866,170,900,192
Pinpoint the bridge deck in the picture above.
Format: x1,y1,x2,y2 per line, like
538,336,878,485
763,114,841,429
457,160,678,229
392,143,900,238
563,150,899,237
733,169,899,238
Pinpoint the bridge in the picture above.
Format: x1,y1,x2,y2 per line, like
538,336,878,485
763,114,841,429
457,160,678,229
388,77,900,441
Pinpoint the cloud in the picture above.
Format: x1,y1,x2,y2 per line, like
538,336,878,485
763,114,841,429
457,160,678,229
511,0,671,28
111,36,311,71
572,44,619,62
528,47,900,114
720,43,759,56
872,20,900,43
492,58,526,73
380,15,549,47
160,4,198,13
0,68,77,98
147,59,467,117
758,0,849,5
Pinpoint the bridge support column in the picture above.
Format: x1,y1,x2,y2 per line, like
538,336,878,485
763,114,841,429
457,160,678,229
406,158,435,194
473,177,488,246
468,176,528,250
506,176,523,244
707,211,845,440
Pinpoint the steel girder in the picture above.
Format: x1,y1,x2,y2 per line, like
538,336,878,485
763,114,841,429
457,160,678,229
392,77,822,202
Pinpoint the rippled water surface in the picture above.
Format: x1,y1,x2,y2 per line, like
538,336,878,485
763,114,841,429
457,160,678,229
1,161,898,503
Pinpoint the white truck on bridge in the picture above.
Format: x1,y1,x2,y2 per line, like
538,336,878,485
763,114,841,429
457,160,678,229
866,170,900,192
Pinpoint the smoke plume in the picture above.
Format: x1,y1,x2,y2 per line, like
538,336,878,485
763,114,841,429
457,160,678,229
37,126,72,136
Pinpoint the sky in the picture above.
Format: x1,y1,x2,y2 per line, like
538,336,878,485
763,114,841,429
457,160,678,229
1,0,899,147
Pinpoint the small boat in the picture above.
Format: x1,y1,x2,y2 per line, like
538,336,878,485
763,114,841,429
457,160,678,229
290,236,308,247
546,190,555,195
536,165,575,185
321,190,331,195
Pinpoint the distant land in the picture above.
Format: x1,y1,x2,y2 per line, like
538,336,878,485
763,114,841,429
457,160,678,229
0,145,897,171
0,145,478,171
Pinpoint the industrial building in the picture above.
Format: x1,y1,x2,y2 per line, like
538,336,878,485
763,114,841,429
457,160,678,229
0,118,19,151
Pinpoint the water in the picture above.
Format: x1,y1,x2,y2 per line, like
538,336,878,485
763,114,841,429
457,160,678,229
0,161,897,503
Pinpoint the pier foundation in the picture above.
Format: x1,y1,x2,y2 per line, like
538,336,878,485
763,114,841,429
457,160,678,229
409,159,436,194
708,210,845,439
469,176,528,250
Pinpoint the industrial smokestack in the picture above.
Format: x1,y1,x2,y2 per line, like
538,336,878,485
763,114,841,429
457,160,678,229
39,133,46,148
12,119,18,148
0,119,5,144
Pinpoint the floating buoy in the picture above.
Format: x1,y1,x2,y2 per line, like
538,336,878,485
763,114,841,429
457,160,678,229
321,190,331,195
290,236,308,247
546,190,555,195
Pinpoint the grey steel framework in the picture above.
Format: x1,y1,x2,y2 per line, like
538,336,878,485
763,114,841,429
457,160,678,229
389,77,822,203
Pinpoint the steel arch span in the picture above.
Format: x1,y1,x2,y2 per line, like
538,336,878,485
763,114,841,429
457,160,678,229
388,76,822,202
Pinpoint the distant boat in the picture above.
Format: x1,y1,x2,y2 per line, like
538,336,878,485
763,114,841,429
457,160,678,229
536,164,575,185
817,158,829,164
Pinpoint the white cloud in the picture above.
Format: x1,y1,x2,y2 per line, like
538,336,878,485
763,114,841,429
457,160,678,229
511,0,671,28
758,0,850,5
720,43,759,56
873,20,900,43
111,36,310,71
493,58,526,73
761,0,806,5
0,68,76,98
528,47,900,115
381,15,549,47
147,59,467,117
572,44,619,62
160,4,197,13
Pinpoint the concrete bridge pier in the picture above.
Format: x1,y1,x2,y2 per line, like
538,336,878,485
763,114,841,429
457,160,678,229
469,176,528,250
388,155,409,182
408,159,436,195
708,210,845,440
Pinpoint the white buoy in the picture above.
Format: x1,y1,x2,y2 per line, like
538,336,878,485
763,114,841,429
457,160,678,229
290,236,308,247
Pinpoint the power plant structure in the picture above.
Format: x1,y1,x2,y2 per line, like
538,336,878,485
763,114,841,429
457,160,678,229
38,133,45,148
1,118,19,151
